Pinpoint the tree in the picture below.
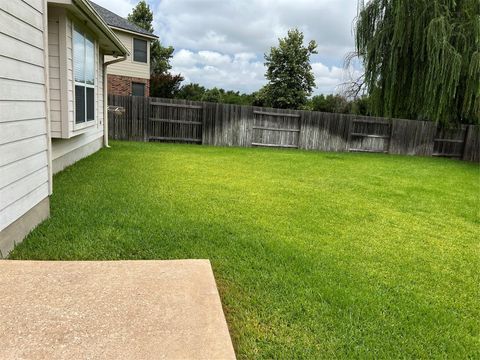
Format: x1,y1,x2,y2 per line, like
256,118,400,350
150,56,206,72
127,1,153,32
350,96,370,116
128,1,175,75
176,83,206,101
150,73,184,98
201,88,224,103
309,94,351,113
222,90,255,105
355,0,480,125
176,84,255,105
263,29,318,109
150,41,174,75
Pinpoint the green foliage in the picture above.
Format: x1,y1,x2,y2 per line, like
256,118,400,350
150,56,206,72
127,0,153,32
304,94,370,115
264,29,318,109
355,0,480,125
350,96,371,116
174,82,369,115
308,94,351,113
221,90,255,106
175,83,255,105
127,0,175,75
150,41,174,75
251,86,269,107
176,83,206,101
11,142,479,358
200,87,224,103
150,73,184,98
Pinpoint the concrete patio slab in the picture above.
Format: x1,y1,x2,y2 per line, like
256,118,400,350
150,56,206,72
0,260,236,360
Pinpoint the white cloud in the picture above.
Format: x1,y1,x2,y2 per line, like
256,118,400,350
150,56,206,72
155,0,357,59
159,0,360,94
94,0,361,94
171,50,265,92
171,50,355,94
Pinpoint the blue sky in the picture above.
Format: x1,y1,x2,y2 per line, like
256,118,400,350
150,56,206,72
95,0,361,94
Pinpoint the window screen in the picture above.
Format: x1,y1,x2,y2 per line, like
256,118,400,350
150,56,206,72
133,38,147,63
132,82,145,97
87,88,95,120
75,85,85,124
74,26,95,124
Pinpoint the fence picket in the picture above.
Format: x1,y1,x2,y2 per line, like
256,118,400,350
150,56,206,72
107,95,479,162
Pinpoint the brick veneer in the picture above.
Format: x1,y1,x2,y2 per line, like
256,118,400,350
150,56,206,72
108,74,150,97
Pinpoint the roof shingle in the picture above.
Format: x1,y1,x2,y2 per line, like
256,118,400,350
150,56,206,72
90,1,158,38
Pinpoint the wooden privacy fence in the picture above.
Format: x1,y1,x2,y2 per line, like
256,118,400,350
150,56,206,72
108,95,480,162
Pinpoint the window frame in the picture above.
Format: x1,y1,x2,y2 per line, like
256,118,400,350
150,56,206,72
73,24,96,130
132,37,148,64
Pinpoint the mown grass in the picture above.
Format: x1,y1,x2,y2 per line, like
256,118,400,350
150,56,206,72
10,141,479,359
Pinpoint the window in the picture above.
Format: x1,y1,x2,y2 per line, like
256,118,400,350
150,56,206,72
132,82,145,97
74,26,95,124
133,38,147,63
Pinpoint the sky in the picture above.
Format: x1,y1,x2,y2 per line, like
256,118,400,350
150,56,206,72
94,0,362,95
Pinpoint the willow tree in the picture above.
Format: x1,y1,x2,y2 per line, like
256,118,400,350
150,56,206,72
355,0,480,125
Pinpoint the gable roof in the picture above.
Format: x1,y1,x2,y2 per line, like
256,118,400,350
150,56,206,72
90,1,159,39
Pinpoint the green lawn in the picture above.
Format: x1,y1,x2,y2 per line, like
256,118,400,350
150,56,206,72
10,141,479,359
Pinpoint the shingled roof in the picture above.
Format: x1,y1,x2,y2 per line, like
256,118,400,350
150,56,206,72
90,1,158,38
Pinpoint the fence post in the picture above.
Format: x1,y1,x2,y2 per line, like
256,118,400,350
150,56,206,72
143,97,149,142
462,125,472,161
201,103,206,145
387,118,394,154
346,117,353,152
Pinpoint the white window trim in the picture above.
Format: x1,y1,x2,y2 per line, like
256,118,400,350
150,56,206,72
132,37,148,64
73,24,96,131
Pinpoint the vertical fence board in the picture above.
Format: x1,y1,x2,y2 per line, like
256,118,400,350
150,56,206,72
462,125,480,162
107,95,479,162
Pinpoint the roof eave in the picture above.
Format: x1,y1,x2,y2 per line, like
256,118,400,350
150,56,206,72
109,26,159,40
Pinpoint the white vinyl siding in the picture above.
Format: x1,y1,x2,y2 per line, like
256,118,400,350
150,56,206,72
0,0,50,231
66,16,74,131
106,30,150,79
48,8,104,158
50,16,105,171
52,50,104,165
48,10,62,137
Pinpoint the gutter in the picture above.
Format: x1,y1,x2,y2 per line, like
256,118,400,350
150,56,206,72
103,56,127,148
109,26,159,40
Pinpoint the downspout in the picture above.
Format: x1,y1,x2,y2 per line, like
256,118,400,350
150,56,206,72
103,55,127,148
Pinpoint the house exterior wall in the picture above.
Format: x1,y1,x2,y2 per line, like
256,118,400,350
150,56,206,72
48,7,106,173
0,0,51,256
108,74,150,97
48,10,61,137
105,30,151,79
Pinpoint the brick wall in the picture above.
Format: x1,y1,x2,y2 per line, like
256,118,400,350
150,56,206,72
107,74,150,97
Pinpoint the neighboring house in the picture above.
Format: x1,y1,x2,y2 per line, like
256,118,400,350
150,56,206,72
91,2,158,97
0,0,128,257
